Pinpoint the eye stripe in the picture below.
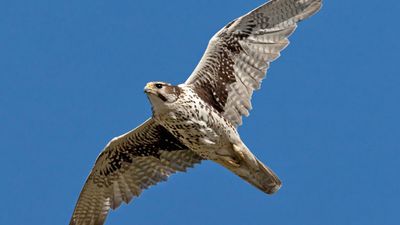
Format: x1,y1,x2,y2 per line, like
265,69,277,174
157,93,168,102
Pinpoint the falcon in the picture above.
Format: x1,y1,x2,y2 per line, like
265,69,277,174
69,1,322,224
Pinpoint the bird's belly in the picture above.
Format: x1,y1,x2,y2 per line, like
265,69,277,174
160,117,226,158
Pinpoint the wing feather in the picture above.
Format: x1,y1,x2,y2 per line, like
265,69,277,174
69,119,203,225
186,0,322,126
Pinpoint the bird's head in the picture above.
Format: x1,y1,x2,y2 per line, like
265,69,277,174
144,82,181,106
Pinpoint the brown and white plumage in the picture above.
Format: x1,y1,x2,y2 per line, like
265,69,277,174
187,0,322,126
69,119,202,225
70,1,322,225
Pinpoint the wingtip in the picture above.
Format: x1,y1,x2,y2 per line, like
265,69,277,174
300,0,323,20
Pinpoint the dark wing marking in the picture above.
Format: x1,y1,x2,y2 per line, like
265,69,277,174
186,0,322,126
69,119,203,225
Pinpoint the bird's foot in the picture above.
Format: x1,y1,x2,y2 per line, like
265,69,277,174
215,155,240,168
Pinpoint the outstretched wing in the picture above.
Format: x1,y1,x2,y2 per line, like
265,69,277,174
186,0,322,126
69,119,203,225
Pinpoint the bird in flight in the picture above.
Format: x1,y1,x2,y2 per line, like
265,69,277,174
69,0,322,224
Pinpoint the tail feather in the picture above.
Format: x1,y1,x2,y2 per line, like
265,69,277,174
253,158,282,194
233,157,282,195
215,146,282,195
214,154,282,194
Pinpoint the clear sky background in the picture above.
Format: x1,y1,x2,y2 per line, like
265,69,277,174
1,1,399,225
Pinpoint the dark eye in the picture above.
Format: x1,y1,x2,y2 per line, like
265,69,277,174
155,83,163,89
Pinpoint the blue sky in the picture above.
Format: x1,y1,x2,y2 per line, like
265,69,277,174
1,0,399,225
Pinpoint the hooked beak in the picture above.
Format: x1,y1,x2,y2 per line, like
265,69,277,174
144,83,155,94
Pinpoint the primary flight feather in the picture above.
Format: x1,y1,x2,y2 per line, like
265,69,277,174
70,1,322,224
